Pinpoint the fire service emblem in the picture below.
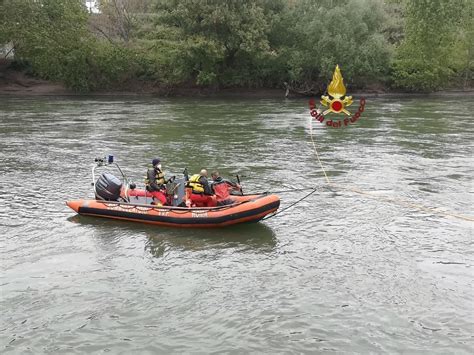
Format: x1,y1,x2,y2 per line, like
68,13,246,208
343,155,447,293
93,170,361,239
309,65,366,128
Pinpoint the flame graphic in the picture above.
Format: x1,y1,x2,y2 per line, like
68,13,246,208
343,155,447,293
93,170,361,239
327,65,346,99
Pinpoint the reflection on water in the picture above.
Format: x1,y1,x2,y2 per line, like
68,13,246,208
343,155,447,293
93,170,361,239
67,215,277,258
145,223,277,258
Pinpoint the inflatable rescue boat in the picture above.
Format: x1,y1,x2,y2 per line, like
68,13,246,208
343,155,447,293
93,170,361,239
66,156,280,228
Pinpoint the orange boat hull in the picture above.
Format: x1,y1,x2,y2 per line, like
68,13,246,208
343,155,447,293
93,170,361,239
66,194,280,228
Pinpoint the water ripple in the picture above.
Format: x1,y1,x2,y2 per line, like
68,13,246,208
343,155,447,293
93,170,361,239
1,95,473,353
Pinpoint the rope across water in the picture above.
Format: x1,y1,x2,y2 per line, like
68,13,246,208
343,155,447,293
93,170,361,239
307,115,474,223
265,114,474,223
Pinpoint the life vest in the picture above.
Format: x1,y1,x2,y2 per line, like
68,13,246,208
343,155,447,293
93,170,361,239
145,167,165,188
187,174,205,193
212,181,230,201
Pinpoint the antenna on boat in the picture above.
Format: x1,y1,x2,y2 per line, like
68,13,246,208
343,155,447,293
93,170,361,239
236,174,244,195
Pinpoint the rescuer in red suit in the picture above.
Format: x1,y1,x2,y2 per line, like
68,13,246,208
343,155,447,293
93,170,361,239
210,171,241,206
187,169,216,207
145,158,167,205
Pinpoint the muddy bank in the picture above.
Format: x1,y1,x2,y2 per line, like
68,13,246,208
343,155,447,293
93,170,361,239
0,68,73,96
0,69,287,98
0,67,472,98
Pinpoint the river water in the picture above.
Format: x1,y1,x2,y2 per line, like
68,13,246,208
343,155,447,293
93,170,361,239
1,94,473,354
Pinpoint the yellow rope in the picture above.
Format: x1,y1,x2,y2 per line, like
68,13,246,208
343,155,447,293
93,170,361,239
309,115,330,184
308,117,474,223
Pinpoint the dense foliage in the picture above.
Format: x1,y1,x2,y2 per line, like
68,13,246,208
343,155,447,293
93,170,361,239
0,0,472,92
391,0,472,91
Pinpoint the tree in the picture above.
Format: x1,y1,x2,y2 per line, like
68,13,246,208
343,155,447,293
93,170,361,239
1,0,470,92
0,0,95,90
91,0,153,43
151,0,283,87
273,0,393,92
451,0,474,88
391,0,466,91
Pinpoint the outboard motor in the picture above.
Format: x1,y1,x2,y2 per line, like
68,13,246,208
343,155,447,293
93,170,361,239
95,172,122,201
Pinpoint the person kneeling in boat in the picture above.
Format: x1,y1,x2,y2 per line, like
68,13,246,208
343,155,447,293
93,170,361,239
145,158,167,206
211,171,241,206
187,169,216,207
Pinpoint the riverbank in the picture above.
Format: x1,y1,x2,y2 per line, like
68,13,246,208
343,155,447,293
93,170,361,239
0,68,284,97
0,67,472,98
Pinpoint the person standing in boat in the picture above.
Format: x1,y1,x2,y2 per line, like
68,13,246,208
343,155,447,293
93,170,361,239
210,171,241,206
187,169,216,207
145,158,167,206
